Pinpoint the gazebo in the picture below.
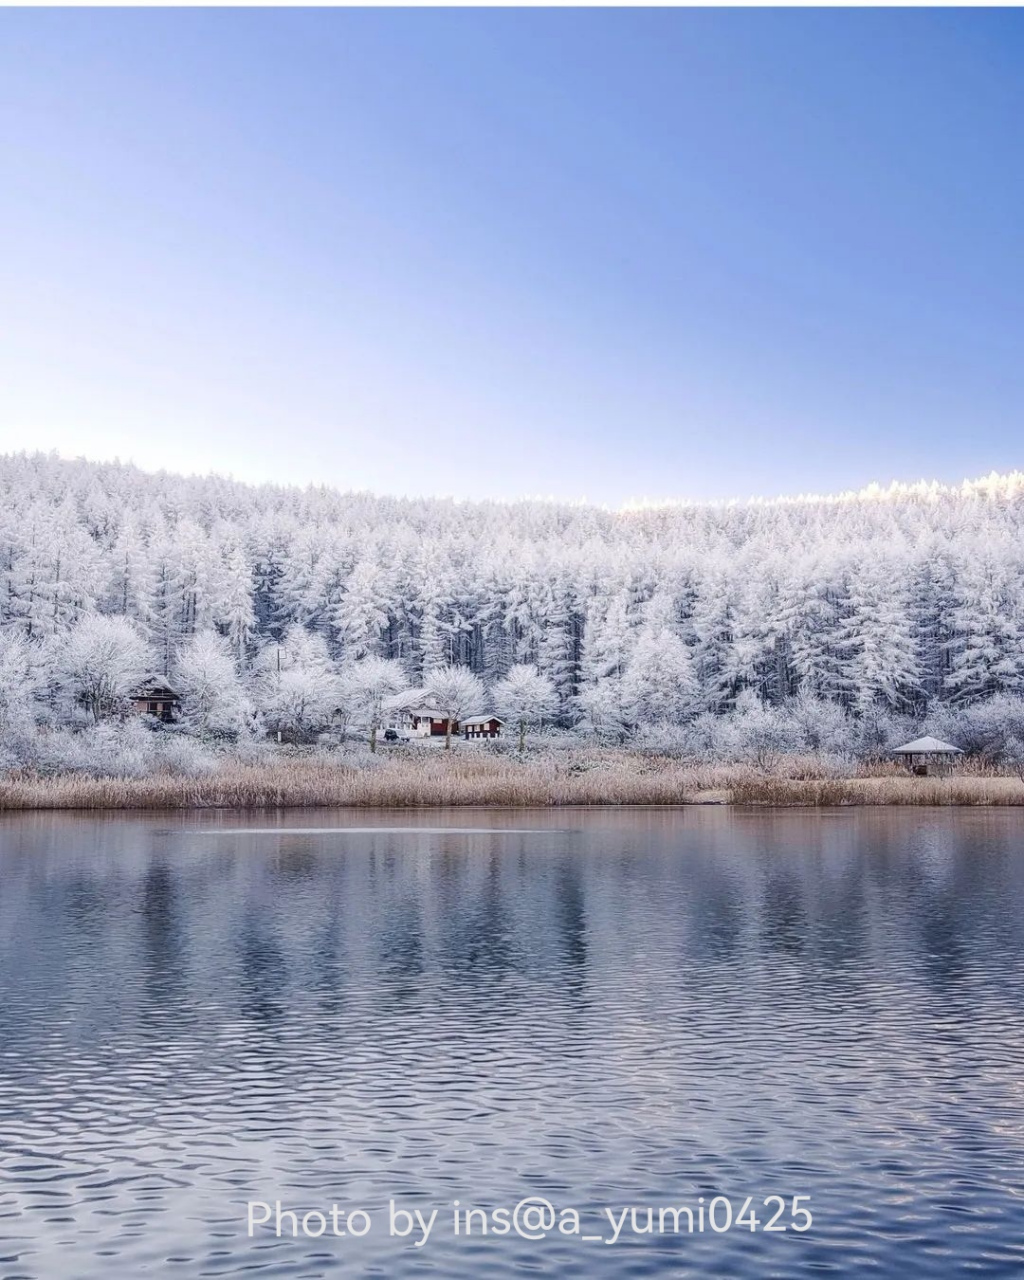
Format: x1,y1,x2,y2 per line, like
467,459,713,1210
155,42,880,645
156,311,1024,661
891,736,963,777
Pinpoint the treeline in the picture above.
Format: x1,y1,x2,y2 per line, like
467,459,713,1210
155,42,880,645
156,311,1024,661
3,452,1024,739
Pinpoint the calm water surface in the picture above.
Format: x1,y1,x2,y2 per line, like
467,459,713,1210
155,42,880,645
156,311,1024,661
2,807,1024,1278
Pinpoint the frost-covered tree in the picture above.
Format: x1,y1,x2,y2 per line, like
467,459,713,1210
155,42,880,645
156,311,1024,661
577,593,635,735
620,594,698,726
216,536,258,663
175,630,251,738
55,615,151,722
690,570,742,712
345,656,410,752
842,549,922,713
106,517,151,622
251,625,339,742
331,557,392,659
944,548,1022,703
492,663,558,751
0,631,42,733
779,560,849,703
424,664,485,749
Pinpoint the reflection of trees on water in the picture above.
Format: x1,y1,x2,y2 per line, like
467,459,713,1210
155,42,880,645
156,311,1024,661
374,843,426,997
4,812,1024,1072
555,858,588,981
761,870,808,957
435,843,518,975
140,858,186,1016
237,916,288,1025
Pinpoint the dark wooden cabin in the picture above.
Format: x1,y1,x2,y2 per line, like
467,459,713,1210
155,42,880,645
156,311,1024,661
131,677,181,724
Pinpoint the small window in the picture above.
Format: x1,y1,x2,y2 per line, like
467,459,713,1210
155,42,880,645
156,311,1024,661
147,701,158,714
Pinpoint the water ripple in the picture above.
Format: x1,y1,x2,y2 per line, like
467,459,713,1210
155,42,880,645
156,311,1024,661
2,808,1024,1278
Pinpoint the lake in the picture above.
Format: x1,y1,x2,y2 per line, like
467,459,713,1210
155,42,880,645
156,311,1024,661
2,807,1024,1278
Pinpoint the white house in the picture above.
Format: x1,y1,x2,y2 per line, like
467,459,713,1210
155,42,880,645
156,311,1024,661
395,706,460,738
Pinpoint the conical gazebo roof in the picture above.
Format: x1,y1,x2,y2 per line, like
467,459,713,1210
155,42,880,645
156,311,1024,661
891,736,962,755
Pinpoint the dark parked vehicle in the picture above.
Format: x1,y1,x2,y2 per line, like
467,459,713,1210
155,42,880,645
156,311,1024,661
383,728,400,743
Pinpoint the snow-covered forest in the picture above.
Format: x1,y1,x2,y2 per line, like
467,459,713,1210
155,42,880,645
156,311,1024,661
4,451,1024,772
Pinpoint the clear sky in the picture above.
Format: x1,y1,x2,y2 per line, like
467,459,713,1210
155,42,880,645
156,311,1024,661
1,9,1023,505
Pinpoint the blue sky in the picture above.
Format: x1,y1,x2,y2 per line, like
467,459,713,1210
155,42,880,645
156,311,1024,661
1,9,1022,504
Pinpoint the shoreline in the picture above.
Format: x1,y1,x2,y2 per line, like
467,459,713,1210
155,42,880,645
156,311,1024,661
2,751,1024,811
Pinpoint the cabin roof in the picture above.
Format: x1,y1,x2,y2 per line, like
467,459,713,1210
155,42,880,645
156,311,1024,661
891,735,962,755
134,674,181,698
462,714,503,725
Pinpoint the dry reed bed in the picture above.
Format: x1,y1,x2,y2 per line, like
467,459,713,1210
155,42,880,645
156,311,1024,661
2,750,1024,809
731,775,1024,806
0,753,727,811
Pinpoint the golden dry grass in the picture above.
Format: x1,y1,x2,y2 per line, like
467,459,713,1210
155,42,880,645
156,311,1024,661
0,751,731,810
731,774,1024,806
2,748,1023,810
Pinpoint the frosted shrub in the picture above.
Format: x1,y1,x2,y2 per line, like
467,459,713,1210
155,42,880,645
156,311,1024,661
631,723,694,755
83,721,156,778
967,695,1024,754
153,734,217,778
852,707,918,760
527,727,591,751
924,695,1024,761
678,712,738,761
922,704,979,755
1001,734,1024,780
987,699,1024,764
334,746,388,771
675,697,802,767
29,729,87,776
576,681,633,743
787,692,852,756
34,721,156,779
727,694,802,770
233,722,271,762
476,737,527,759
0,724,42,773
